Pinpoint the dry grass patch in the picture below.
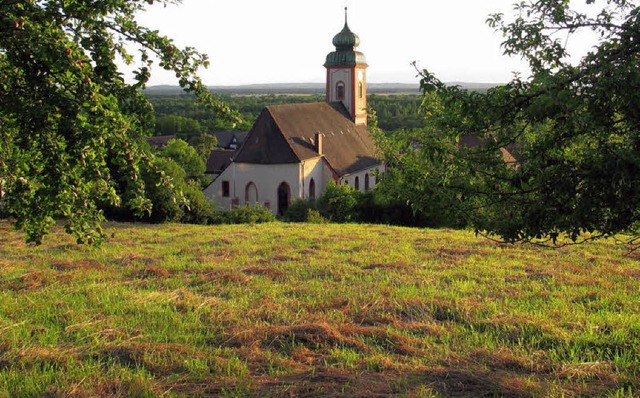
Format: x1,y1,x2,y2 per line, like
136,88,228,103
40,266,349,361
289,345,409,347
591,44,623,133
263,323,370,355
50,258,104,272
343,324,424,357
7,270,51,291
98,342,212,377
558,360,617,381
258,254,298,265
468,347,549,374
12,346,79,369
242,265,287,281
115,252,161,267
250,366,400,397
195,268,252,285
362,261,415,270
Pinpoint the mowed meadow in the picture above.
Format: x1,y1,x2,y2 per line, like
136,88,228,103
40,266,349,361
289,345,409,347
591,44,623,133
0,220,638,397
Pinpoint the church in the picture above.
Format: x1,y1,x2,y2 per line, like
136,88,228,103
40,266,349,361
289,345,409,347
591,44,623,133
204,10,384,215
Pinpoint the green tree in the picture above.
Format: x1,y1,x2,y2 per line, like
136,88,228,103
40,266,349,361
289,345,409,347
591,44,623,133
138,142,214,225
158,138,205,180
378,0,640,244
0,0,238,244
141,156,186,223
316,181,359,223
191,133,218,163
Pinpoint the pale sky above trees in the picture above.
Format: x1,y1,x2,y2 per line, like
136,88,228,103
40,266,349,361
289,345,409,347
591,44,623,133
134,0,599,86
132,0,549,86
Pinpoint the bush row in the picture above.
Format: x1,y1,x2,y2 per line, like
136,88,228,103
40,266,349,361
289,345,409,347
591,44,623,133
282,181,434,227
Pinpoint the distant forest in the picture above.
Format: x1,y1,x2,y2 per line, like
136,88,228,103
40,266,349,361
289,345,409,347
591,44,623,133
145,91,428,136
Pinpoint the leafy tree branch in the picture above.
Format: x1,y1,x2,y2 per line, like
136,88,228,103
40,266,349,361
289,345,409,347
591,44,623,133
0,0,239,244
378,0,640,246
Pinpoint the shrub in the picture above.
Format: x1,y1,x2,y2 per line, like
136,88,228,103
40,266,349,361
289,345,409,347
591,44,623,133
306,208,327,224
181,181,217,225
356,189,431,227
140,157,186,223
316,181,359,222
282,199,315,222
224,204,275,224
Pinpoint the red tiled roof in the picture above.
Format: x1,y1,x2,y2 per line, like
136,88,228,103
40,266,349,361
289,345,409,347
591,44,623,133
206,149,237,174
234,102,380,176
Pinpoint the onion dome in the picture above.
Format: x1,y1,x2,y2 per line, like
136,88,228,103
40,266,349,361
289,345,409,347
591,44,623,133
332,21,360,49
325,8,368,67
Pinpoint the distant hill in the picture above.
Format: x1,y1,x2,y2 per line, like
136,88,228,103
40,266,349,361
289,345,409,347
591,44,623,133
143,82,500,96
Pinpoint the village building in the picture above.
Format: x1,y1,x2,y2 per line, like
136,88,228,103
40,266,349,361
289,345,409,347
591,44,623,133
204,131,248,178
212,131,248,151
204,9,384,215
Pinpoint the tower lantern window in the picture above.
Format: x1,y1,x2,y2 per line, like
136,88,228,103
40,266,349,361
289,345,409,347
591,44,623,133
336,82,345,100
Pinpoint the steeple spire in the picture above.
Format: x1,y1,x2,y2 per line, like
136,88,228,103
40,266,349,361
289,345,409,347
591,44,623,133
325,7,368,126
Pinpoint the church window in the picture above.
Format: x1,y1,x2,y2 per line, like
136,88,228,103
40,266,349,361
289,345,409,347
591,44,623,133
364,173,370,191
359,82,363,98
309,178,316,200
222,181,230,197
336,81,345,100
277,182,291,215
355,176,360,190
245,182,258,205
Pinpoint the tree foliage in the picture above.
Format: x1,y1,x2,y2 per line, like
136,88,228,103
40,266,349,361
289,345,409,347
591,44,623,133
158,138,205,180
140,156,186,223
0,0,238,244
316,181,360,223
378,0,640,244
155,114,203,136
191,133,217,163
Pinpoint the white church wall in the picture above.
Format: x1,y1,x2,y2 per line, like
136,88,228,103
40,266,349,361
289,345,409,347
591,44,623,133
203,166,233,210
204,162,301,215
301,157,326,200
204,160,385,214
339,164,385,192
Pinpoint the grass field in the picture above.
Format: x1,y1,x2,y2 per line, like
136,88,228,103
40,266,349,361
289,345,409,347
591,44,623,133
0,220,638,397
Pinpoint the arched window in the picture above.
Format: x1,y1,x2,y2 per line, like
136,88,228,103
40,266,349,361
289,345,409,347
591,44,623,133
277,182,291,215
354,176,360,191
364,174,370,191
245,182,258,205
336,81,345,100
309,178,316,200
359,82,363,98
222,180,230,197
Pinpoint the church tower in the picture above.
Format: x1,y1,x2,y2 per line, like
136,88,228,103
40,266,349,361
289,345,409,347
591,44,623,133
325,8,368,126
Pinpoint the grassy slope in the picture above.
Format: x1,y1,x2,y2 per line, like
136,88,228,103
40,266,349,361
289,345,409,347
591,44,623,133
0,220,638,397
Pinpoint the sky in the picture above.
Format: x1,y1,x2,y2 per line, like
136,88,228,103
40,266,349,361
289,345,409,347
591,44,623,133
133,0,595,86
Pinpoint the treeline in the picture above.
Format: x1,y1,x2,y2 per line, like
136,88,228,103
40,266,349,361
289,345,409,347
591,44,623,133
370,95,426,131
145,93,427,136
